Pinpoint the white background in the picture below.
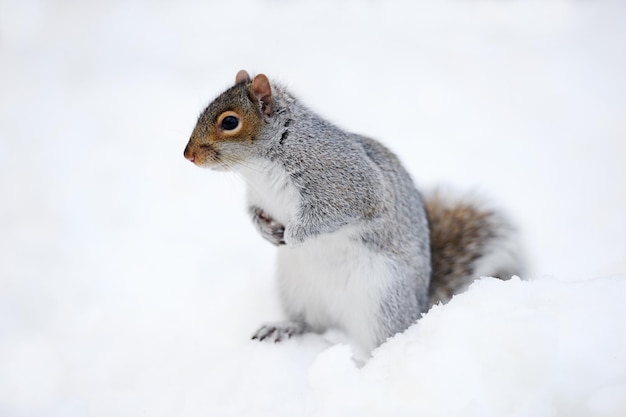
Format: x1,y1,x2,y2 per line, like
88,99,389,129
1,1,625,416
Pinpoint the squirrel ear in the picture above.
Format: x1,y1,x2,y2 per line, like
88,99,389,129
251,74,273,116
235,70,251,84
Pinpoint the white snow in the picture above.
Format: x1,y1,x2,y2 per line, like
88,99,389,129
1,0,625,416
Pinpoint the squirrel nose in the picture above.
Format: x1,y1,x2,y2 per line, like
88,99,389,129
183,147,196,163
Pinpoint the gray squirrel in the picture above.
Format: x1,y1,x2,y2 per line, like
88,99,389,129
183,70,524,356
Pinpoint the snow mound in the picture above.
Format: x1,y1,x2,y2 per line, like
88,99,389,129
310,276,626,417
3,275,625,417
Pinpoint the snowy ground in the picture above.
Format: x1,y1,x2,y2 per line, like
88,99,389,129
1,0,625,416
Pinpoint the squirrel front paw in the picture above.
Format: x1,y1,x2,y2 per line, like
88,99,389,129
251,321,307,343
250,206,286,246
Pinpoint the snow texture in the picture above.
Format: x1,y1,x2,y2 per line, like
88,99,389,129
1,0,625,416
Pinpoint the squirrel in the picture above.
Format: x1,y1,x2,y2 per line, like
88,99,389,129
183,70,524,356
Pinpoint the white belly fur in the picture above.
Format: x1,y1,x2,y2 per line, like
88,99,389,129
276,226,389,352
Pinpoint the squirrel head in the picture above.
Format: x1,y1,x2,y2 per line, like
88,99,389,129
183,70,274,169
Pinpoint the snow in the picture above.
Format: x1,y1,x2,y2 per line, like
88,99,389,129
1,0,625,416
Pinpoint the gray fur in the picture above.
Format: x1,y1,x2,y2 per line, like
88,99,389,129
187,74,524,355
240,81,431,349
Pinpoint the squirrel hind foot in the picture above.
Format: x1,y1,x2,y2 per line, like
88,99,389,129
251,321,307,343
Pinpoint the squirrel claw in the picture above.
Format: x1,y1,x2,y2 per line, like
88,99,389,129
252,321,306,343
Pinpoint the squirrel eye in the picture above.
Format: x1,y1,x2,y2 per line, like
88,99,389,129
216,111,243,137
221,115,239,131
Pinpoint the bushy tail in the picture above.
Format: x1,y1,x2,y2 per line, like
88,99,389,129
424,191,525,307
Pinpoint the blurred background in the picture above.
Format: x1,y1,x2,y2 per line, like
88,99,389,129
1,0,625,415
